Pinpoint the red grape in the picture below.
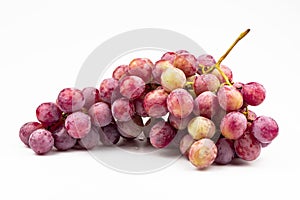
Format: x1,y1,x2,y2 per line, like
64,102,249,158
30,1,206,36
251,116,279,143
52,126,76,151
112,65,128,80
82,87,100,109
143,117,164,139
214,138,234,165
134,98,148,117
234,132,261,161
29,129,54,155
179,134,194,157
119,75,145,100
88,102,112,127
19,122,43,146
78,126,100,149
149,121,176,148
152,60,174,84
217,85,243,111
241,82,266,106
167,88,193,118
220,111,247,140
65,111,91,139
117,115,143,139
211,65,233,83
169,113,193,130
193,91,221,119
99,78,119,104
173,53,197,77
111,97,135,122
36,102,62,125
143,88,168,118
161,67,186,92
187,116,216,140
128,58,154,83
56,88,85,113
161,52,177,64
197,54,216,74
99,124,121,145
193,74,220,95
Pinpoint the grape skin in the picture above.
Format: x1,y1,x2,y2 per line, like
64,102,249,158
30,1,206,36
88,102,112,127
220,112,247,140
52,126,76,151
187,116,216,140
99,78,119,104
56,88,85,113
119,75,145,100
214,138,235,165
36,102,62,126
134,98,148,117
128,58,154,83
161,52,177,64
173,53,197,77
161,67,186,92
241,82,266,106
152,60,174,84
65,111,91,139
19,122,43,146
143,118,164,139
179,134,194,157
234,132,261,161
82,87,100,109
169,113,194,130
188,138,217,169
112,65,128,80
149,121,176,148
111,97,135,122
193,91,220,119
167,88,194,119
29,129,54,155
251,116,279,143
217,85,243,111
117,115,144,139
197,54,216,74
100,124,121,145
193,74,220,95
78,126,100,149
143,88,169,118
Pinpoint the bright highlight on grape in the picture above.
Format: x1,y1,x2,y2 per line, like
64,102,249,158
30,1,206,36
19,29,279,170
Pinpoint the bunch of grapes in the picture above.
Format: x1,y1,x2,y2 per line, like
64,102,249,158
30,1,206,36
19,29,279,170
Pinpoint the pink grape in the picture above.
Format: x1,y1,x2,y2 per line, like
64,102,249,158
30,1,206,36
234,132,261,161
193,91,221,119
128,58,154,83
56,88,85,113
149,121,176,148
78,126,100,149
161,52,177,64
179,134,194,157
167,88,194,118
36,102,62,126
143,88,168,118
188,138,217,169
173,53,197,77
217,85,243,111
99,124,121,145
161,67,186,92
111,97,135,122
117,115,144,139
19,122,43,146
88,102,112,127
214,138,235,165
220,112,247,140
193,74,220,95
152,60,174,84
52,126,76,151
241,82,266,106
197,54,216,74
211,65,233,83
169,113,194,130
29,129,54,155
134,98,148,117
119,75,145,100
65,111,91,139
82,87,100,109
251,116,279,143
99,78,119,104
112,65,128,80
143,118,164,139
187,116,216,140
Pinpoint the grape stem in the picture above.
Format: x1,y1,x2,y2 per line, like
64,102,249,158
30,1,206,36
214,29,250,86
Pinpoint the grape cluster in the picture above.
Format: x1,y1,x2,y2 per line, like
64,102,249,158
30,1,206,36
19,29,279,170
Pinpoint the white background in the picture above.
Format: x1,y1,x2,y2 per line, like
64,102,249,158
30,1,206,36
1,0,299,199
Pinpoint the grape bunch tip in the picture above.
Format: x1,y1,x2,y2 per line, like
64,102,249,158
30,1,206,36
19,29,279,170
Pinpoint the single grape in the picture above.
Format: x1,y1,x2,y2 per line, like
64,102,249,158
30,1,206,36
65,111,91,139
161,52,177,64
220,111,247,140
119,75,145,100
217,85,243,111
143,88,169,118
56,88,85,113
88,102,112,127
187,116,216,140
99,124,121,145
179,134,194,157
112,65,128,80
167,88,194,118
82,87,100,109
78,126,100,149
211,65,233,83
128,58,154,83
251,116,279,143
173,53,197,77
241,82,266,106
111,97,135,122
214,138,235,165
161,67,186,92
134,98,148,117
169,113,194,130
152,60,174,84
99,78,119,104
117,115,144,139
52,126,76,151
188,138,217,169
193,74,220,95
36,102,62,126
193,91,220,119
196,54,216,74
234,132,261,161
149,121,176,148
143,118,165,139
19,122,43,146
29,129,54,155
